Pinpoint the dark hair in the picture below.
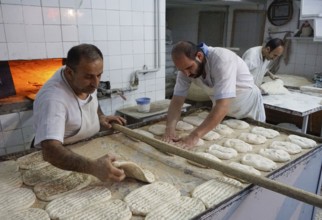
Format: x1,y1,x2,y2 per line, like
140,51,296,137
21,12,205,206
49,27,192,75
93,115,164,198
66,44,103,71
171,41,202,60
265,38,284,51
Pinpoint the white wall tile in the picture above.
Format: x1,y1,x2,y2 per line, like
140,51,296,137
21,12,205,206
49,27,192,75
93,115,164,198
78,0,91,9
44,25,62,42
1,0,22,4
132,12,143,26
92,9,106,25
305,54,316,66
121,55,133,68
120,26,132,40
109,69,122,83
144,12,154,26
0,24,6,42
19,110,33,128
6,144,25,154
108,55,122,70
133,54,144,68
0,6,3,23
91,0,105,9
93,25,107,41
143,0,154,12
107,26,120,40
132,40,144,54
23,6,43,24
3,129,24,146
22,126,35,143
0,113,19,131
77,9,92,25
106,0,120,10
63,41,78,55
94,41,108,55
2,5,23,24
106,10,119,26
120,11,132,25
59,0,75,8
120,41,132,54
98,99,112,115
25,25,45,42
8,42,28,59
41,0,59,7
22,0,41,5
4,24,26,43
107,40,121,55
0,43,9,60
144,26,154,40
144,53,154,68
46,42,63,57
120,0,131,10
132,26,144,40
28,42,47,58
78,25,93,41
62,25,78,41
43,7,61,24
60,8,77,24
144,40,154,53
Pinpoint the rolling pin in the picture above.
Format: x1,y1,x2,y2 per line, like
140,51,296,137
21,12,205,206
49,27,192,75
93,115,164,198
112,123,322,208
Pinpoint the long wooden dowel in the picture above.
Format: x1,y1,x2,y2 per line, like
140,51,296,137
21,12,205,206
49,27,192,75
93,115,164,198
113,124,322,208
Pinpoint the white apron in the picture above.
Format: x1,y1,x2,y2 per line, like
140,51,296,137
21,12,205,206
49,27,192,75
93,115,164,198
192,80,266,122
253,59,270,87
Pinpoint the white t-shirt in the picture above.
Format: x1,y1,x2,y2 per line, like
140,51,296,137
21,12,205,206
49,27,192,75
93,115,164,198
33,66,97,146
242,46,271,87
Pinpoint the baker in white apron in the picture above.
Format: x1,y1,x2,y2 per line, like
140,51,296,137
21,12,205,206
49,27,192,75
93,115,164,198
163,41,265,149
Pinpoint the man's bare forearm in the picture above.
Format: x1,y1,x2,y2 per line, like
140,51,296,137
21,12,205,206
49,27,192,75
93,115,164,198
166,96,185,129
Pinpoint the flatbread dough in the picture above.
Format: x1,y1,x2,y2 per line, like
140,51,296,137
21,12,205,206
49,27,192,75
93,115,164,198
183,116,204,126
269,141,302,154
145,196,205,220
259,148,291,162
148,124,166,136
228,162,261,176
60,199,131,220
192,177,243,208
197,111,209,119
187,152,221,168
0,188,36,213
113,161,155,183
176,121,194,131
223,139,253,153
124,181,181,216
222,119,250,129
288,135,317,149
0,172,23,194
251,126,280,139
46,186,112,219
260,79,290,95
0,208,50,220
213,124,234,135
34,172,92,201
208,144,238,160
16,151,49,170
202,130,220,141
0,160,19,173
241,153,277,172
238,133,267,145
23,164,71,186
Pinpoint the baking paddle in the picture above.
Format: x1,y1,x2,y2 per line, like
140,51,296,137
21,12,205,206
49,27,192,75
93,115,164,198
112,123,322,208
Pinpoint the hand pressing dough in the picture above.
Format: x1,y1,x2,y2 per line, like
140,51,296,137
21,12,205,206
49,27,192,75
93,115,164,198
288,135,317,148
213,124,234,135
113,161,155,183
208,144,238,160
187,152,221,168
176,121,194,131
0,188,36,213
241,153,277,172
148,124,166,136
124,181,181,216
260,79,290,95
222,119,250,129
251,126,280,139
192,177,243,208
202,130,220,141
223,139,253,153
183,116,204,126
259,148,291,162
0,208,50,220
17,151,49,170
46,186,112,219
269,141,302,154
238,133,267,145
145,196,205,220
128,129,154,142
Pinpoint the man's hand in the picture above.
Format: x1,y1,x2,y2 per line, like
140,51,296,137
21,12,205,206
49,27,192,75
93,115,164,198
161,127,178,143
175,134,200,150
99,115,126,129
92,154,125,182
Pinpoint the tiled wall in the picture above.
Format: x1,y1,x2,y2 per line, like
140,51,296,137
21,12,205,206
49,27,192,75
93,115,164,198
0,0,166,155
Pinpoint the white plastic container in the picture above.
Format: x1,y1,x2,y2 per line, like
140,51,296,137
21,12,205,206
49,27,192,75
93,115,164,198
136,97,151,113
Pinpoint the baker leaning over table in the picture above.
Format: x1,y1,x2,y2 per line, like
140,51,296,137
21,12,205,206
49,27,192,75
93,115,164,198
162,41,265,149
33,44,126,182
242,38,284,88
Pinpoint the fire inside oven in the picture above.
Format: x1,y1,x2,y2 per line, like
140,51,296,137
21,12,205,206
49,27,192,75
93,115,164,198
0,58,64,100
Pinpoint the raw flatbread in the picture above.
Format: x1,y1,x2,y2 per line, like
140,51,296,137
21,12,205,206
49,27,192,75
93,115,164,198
269,141,302,154
145,196,205,220
223,139,253,153
260,79,290,95
228,162,261,176
208,144,238,160
60,199,131,220
124,181,181,216
113,161,155,183
213,124,234,135
288,135,317,149
23,164,72,186
34,172,92,201
183,116,204,126
148,124,166,136
192,177,243,208
251,126,280,139
176,120,194,131
202,130,220,141
0,208,50,220
0,188,36,213
128,129,154,142
197,111,209,119
16,151,49,170
0,172,23,194
238,133,267,145
46,186,112,219
241,153,277,172
222,119,250,129
0,160,19,173
187,152,221,168
177,134,204,147
259,148,291,162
